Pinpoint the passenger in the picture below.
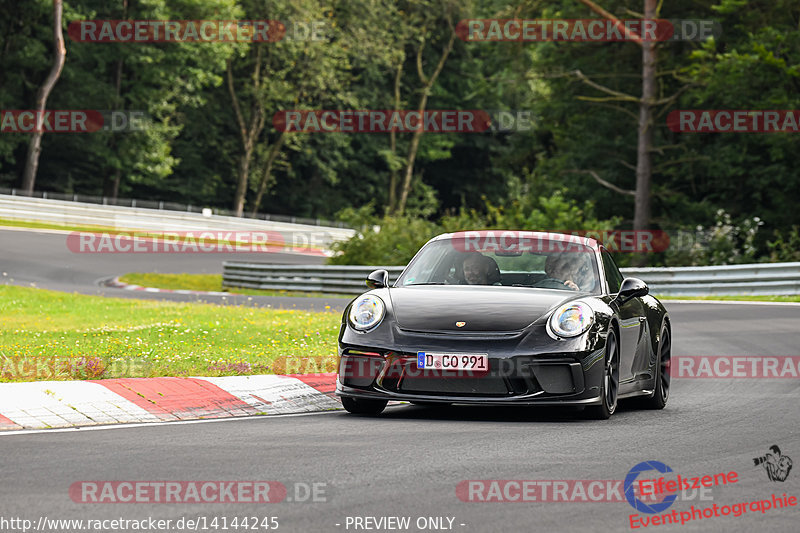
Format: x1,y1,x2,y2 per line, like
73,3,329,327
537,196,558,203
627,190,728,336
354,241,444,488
462,253,492,285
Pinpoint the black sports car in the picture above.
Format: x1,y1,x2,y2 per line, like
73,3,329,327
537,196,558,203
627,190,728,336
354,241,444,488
335,231,671,419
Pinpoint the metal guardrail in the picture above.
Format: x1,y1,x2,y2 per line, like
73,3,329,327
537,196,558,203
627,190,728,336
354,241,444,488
222,264,406,294
222,262,800,296
0,194,355,251
621,262,800,296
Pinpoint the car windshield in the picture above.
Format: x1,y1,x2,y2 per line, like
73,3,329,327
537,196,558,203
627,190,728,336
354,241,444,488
397,234,601,294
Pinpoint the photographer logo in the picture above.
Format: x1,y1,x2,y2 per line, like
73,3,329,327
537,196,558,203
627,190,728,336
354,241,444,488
754,445,793,482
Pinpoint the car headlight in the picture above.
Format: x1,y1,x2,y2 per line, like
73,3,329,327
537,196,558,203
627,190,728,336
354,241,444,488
549,301,594,338
348,294,385,331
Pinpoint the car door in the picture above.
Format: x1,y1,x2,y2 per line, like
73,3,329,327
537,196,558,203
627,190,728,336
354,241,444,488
600,248,645,385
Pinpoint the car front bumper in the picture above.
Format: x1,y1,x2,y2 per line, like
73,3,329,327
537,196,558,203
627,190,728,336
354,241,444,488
335,346,607,406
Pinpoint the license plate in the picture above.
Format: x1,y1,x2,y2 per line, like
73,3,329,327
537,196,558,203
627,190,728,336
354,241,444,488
416,352,488,371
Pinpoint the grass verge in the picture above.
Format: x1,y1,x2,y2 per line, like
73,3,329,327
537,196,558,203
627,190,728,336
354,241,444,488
657,294,800,303
0,217,118,234
0,285,342,383
118,272,353,299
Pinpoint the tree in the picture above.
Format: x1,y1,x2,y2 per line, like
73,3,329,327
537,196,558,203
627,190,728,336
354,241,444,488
385,0,460,215
228,47,265,216
574,0,658,232
20,0,65,194
226,0,356,216
395,21,456,215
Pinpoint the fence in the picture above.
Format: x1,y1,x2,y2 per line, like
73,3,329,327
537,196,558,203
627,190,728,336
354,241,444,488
221,262,800,296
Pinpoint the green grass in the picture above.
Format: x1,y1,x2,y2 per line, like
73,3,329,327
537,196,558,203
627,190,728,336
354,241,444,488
118,272,353,299
657,294,800,302
0,217,118,234
0,285,342,382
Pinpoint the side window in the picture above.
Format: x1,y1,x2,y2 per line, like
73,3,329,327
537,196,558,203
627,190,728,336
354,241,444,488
601,250,624,294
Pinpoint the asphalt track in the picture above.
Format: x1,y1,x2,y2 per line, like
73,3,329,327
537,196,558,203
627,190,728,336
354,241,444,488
1,227,799,532
0,227,348,311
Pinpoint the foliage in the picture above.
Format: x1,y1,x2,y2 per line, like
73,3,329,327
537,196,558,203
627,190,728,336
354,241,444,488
329,186,621,265
328,204,441,265
767,226,800,263
664,210,764,266
1,0,799,266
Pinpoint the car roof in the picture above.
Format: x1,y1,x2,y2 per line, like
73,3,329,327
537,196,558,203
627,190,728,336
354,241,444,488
427,230,600,250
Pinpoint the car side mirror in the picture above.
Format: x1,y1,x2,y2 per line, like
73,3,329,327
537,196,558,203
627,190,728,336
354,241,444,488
365,269,389,290
615,277,649,305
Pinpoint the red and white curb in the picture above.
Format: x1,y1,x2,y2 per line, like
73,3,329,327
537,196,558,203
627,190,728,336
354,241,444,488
0,373,339,430
104,277,230,296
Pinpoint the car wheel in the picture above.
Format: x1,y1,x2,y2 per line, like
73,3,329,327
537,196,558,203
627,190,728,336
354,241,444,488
642,325,670,410
585,328,619,420
341,396,388,415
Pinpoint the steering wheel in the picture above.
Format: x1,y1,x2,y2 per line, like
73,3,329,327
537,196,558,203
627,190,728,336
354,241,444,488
533,277,576,290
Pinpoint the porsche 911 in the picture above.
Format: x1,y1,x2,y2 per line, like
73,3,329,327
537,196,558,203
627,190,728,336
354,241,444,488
336,231,671,419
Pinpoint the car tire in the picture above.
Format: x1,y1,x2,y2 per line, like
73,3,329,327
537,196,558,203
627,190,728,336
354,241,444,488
585,328,619,420
641,325,670,410
341,396,388,415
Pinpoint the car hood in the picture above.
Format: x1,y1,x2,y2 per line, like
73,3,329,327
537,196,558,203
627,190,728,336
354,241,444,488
388,286,580,333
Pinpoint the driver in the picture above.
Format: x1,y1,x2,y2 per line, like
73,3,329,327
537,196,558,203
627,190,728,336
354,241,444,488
568,252,595,291
536,254,579,290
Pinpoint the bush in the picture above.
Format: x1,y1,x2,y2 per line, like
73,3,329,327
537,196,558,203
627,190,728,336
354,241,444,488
329,191,622,266
663,210,764,266
767,226,800,262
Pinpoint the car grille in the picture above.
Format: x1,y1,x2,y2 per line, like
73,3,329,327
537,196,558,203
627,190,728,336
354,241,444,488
399,375,512,395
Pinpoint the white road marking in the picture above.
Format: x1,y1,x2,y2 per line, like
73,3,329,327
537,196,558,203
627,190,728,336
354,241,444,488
664,299,800,307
